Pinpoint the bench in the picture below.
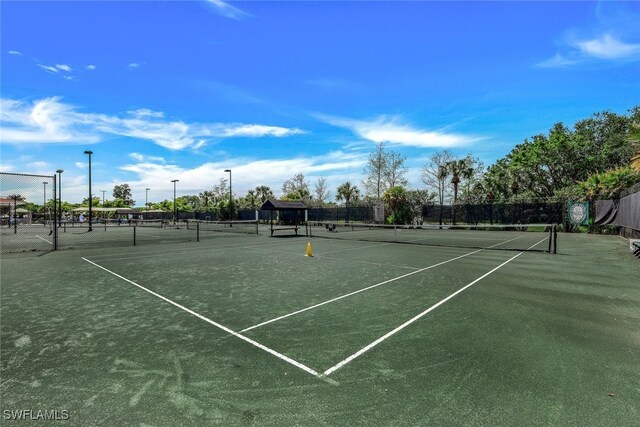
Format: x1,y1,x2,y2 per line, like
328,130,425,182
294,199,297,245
270,225,300,237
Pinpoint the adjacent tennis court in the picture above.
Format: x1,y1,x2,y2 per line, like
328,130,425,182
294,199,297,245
1,229,639,425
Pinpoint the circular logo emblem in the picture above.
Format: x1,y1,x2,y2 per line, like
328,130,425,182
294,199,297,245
569,203,587,224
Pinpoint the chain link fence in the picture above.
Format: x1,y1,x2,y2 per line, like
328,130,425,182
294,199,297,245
1,172,57,254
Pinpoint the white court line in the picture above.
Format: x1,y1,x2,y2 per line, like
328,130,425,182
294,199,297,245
81,257,330,382
35,235,53,244
240,234,528,333
322,236,549,376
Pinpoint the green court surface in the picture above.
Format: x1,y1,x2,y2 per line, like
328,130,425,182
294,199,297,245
1,231,639,425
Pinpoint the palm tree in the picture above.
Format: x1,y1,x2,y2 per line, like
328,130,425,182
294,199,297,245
242,190,260,209
255,185,275,204
336,182,360,223
446,158,474,224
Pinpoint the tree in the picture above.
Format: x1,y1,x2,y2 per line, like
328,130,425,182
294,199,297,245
362,142,388,200
82,196,101,207
240,190,260,209
383,186,410,224
422,150,454,225
282,173,309,196
384,151,408,189
177,195,198,211
112,184,135,207
211,178,229,199
335,182,360,223
255,185,275,204
282,173,311,204
446,157,475,206
312,176,331,207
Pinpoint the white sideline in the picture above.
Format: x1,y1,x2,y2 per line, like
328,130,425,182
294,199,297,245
240,234,527,333
322,236,549,376
81,257,328,381
35,235,53,244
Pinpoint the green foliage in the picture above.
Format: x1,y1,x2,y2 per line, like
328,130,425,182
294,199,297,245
81,196,101,207
282,174,311,204
112,184,135,207
475,107,639,202
336,182,360,206
383,186,410,224
576,166,640,199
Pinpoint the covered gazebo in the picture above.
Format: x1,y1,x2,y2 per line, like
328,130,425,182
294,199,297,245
260,200,307,236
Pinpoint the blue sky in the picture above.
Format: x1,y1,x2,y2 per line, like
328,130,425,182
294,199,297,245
1,1,639,205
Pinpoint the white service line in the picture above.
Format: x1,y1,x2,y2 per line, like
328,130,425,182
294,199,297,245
35,235,53,244
81,257,329,382
322,235,549,376
241,234,528,333
241,249,482,332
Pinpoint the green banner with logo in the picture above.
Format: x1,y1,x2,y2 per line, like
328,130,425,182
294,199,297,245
567,201,589,225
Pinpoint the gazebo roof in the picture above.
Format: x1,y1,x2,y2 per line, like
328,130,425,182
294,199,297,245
260,199,307,210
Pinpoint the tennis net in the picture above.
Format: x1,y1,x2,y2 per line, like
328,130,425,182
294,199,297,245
186,220,259,235
306,222,557,253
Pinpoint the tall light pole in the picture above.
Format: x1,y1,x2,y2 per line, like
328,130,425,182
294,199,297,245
56,169,63,227
224,169,232,221
84,150,93,231
101,190,106,206
171,179,179,225
146,188,150,212
42,181,48,224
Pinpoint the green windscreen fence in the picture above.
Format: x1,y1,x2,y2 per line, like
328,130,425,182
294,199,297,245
594,183,640,238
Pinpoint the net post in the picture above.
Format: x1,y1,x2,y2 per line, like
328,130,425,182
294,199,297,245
547,225,552,253
197,222,200,242
254,220,258,235
553,225,558,254
133,225,136,246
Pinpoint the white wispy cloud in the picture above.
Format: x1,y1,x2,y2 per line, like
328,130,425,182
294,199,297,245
539,33,640,68
0,97,100,144
576,33,640,59
219,124,305,138
129,152,166,163
119,150,367,199
86,64,96,70
127,109,165,119
318,114,479,148
537,53,580,68
8,50,23,56
0,97,306,150
38,64,59,73
128,63,140,69
55,64,72,72
204,0,249,20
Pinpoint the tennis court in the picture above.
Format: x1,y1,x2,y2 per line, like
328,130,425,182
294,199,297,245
1,229,639,425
